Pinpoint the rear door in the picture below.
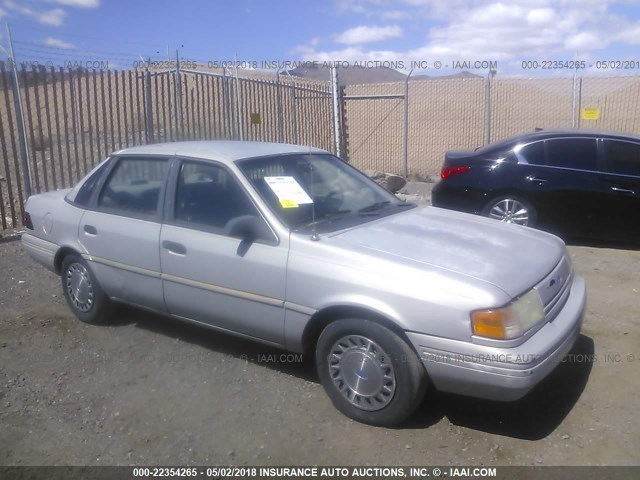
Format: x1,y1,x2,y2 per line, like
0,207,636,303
538,137,606,237
159,159,288,345
601,139,640,242
80,156,170,312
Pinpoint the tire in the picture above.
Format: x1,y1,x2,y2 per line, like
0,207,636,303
316,318,427,426
481,195,537,227
60,254,113,325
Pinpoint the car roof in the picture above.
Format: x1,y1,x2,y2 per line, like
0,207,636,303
478,129,640,153
112,140,329,163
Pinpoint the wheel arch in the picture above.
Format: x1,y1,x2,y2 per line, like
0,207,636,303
54,246,82,275
482,189,536,209
301,304,414,357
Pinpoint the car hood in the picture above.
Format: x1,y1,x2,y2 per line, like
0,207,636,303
328,206,565,298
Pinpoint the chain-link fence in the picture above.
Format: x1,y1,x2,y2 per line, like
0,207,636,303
344,74,640,178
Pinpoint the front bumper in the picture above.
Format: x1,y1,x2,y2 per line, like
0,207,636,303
406,275,586,401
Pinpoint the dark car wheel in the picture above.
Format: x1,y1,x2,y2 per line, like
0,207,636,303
316,318,427,426
61,254,113,325
482,195,537,227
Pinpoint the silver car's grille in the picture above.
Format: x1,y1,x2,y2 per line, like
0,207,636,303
534,254,573,322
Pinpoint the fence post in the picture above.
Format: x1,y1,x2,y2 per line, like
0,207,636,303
234,65,243,141
484,68,496,145
291,80,298,144
7,60,32,199
572,70,578,128
403,69,412,177
222,67,233,139
174,50,183,140
6,26,32,198
577,77,583,129
331,65,342,157
276,72,284,143
144,61,154,143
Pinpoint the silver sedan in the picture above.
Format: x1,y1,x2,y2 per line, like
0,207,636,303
22,141,586,426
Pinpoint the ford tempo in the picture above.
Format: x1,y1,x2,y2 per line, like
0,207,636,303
21,141,586,426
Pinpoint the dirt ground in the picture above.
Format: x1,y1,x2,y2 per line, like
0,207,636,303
1,237,639,466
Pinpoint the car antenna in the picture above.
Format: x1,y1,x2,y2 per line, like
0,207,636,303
309,147,320,241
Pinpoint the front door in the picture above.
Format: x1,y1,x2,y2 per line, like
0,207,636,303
159,159,288,345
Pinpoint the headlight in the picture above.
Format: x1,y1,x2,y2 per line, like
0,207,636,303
471,289,545,340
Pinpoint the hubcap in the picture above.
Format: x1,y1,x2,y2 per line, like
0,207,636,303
327,335,396,411
65,263,94,313
488,199,530,225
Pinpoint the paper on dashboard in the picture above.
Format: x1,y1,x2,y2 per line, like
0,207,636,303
264,176,313,208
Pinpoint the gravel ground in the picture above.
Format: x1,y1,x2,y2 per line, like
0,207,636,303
1,237,639,466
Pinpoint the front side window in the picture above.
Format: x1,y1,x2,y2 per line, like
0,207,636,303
604,140,640,176
174,161,269,240
546,138,599,171
97,157,169,217
237,153,413,233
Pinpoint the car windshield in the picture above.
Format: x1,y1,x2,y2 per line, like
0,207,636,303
237,153,414,233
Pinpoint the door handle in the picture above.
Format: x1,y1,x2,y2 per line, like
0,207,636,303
611,186,635,194
83,225,97,235
162,240,187,255
526,176,548,183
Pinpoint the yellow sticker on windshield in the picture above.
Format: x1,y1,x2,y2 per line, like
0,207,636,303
279,199,299,208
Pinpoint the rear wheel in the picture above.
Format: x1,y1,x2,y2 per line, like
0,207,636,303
316,318,427,426
482,195,537,226
61,254,113,325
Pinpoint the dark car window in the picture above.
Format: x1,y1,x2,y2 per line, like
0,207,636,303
175,161,270,240
517,141,545,165
73,159,111,207
97,157,169,217
546,138,598,171
604,140,640,176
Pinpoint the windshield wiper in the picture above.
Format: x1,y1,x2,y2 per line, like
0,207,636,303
295,210,352,230
358,201,413,215
358,201,391,213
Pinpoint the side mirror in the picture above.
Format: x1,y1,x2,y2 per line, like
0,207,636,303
224,215,272,243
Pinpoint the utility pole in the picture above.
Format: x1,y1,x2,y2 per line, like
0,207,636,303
4,23,32,197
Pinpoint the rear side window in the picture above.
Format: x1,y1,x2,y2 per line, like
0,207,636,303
546,138,598,171
516,141,545,165
73,160,111,207
98,157,169,217
604,140,640,176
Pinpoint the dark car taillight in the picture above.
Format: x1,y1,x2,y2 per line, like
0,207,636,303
22,211,34,230
441,165,471,180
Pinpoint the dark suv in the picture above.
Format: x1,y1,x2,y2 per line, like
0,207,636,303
431,129,640,243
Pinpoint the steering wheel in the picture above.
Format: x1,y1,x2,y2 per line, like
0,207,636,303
318,189,344,212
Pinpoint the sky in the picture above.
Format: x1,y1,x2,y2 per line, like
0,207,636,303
1,0,639,77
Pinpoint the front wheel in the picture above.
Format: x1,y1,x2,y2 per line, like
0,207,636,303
316,319,427,426
61,254,114,325
482,195,537,227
